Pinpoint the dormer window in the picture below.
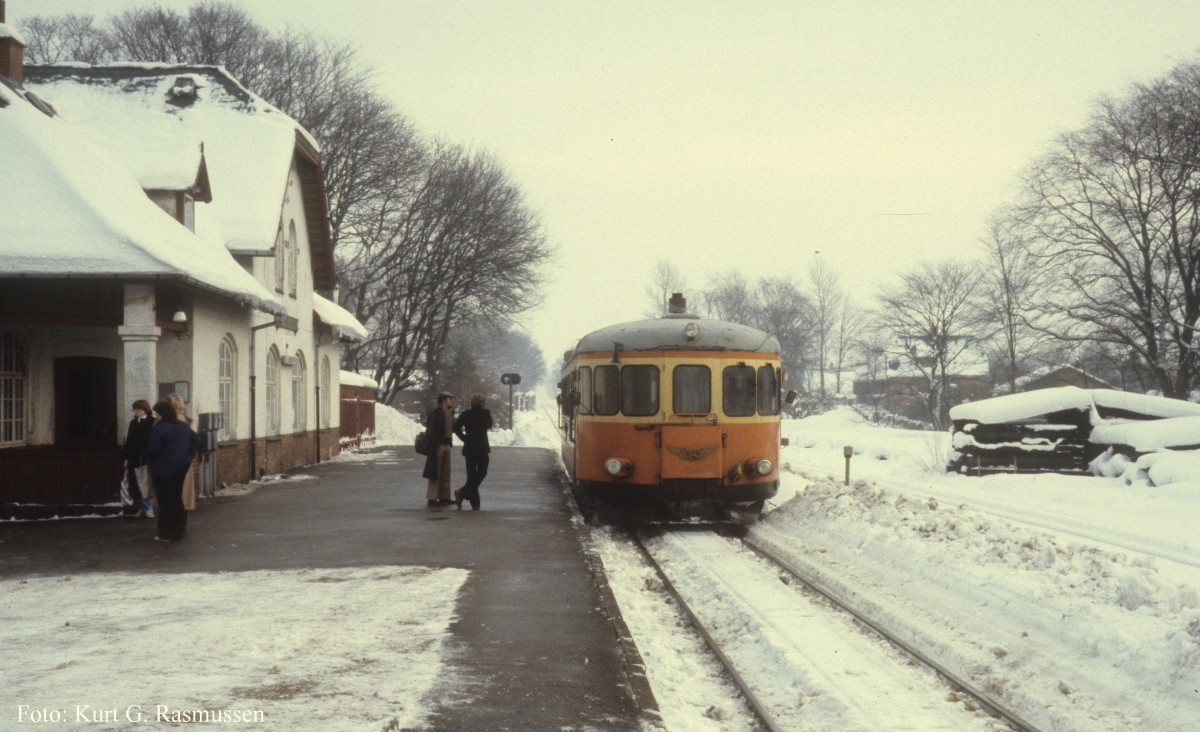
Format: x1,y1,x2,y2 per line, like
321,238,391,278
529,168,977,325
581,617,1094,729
167,76,198,107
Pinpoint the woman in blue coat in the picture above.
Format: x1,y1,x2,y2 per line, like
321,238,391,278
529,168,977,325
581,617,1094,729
144,400,199,542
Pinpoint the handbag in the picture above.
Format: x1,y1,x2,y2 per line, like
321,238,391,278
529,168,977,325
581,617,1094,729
414,431,430,456
182,464,197,511
119,470,134,507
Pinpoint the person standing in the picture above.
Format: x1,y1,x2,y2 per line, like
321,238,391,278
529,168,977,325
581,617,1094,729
165,392,196,507
453,393,493,511
121,399,154,518
421,392,456,507
144,400,199,542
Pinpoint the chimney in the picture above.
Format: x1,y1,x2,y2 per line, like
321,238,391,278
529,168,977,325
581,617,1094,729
0,0,26,84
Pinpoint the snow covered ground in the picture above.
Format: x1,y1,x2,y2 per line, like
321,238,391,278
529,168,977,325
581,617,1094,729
5,403,1198,730
589,407,1200,730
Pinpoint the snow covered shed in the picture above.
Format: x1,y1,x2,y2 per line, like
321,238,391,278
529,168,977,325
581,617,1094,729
339,371,379,449
947,387,1200,474
1,52,367,508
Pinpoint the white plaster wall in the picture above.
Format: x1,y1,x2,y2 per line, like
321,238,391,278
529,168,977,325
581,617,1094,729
190,293,254,437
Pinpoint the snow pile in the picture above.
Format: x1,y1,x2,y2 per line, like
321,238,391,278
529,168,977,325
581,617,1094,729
768,406,1200,730
2,566,469,731
370,402,561,451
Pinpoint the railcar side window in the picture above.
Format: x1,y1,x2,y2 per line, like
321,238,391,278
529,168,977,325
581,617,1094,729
757,365,780,415
621,365,659,416
673,365,710,414
722,365,756,417
593,365,619,416
578,367,593,415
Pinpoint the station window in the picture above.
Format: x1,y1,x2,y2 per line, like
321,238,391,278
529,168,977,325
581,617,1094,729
722,365,756,417
758,365,780,415
673,365,710,414
578,366,593,414
593,365,619,416
621,365,659,417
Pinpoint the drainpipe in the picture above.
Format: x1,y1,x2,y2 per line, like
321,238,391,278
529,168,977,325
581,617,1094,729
248,317,280,480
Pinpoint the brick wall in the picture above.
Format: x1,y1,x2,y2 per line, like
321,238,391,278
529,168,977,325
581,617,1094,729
214,429,341,485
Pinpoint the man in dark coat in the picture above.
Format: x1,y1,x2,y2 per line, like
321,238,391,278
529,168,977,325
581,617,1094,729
121,399,154,517
421,392,456,506
453,393,493,510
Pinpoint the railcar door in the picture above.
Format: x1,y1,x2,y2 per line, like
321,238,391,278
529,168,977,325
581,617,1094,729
660,362,721,480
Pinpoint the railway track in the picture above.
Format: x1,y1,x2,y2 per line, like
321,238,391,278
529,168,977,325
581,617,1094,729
634,525,1037,732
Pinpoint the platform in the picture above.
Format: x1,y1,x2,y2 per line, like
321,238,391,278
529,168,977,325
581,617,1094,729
0,446,646,730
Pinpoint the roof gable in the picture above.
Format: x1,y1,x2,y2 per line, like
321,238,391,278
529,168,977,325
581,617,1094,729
0,80,284,314
23,63,335,290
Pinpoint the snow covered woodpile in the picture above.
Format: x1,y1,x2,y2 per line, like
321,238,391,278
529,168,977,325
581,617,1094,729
947,386,1200,475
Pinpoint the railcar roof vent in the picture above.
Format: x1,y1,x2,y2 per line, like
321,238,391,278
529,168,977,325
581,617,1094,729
668,292,687,314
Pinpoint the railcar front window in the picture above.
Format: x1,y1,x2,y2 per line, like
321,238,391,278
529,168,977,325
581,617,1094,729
578,367,593,414
723,365,756,417
757,365,780,415
593,365,619,416
621,365,659,416
673,365,710,414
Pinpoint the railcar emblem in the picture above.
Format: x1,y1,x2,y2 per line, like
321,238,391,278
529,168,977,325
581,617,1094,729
666,445,717,461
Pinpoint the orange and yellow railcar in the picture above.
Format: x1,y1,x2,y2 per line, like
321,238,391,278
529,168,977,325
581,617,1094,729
558,295,785,523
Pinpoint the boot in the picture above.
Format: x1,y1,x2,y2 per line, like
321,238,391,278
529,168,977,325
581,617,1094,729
454,489,463,510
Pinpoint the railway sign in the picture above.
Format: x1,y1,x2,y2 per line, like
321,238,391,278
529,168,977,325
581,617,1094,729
501,373,521,428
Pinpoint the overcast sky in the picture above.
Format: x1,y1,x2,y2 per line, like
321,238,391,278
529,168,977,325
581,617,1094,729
13,0,1200,370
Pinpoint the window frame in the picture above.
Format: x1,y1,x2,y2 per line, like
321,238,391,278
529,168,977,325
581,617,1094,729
266,347,281,435
1,331,28,447
620,364,660,417
592,365,619,416
577,366,593,415
291,351,307,432
218,336,236,440
757,364,780,416
722,364,757,417
320,356,332,429
287,220,299,298
672,364,711,415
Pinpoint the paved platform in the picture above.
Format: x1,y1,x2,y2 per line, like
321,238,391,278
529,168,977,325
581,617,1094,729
0,446,645,730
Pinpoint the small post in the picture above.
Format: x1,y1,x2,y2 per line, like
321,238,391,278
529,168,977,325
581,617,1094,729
843,445,853,486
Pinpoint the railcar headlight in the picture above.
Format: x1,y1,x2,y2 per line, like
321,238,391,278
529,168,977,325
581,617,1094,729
604,458,634,477
683,322,699,341
745,458,773,476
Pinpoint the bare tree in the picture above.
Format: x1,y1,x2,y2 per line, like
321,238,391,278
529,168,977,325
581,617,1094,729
808,258,841,396
1018,60,1200,398
106,2,266,71
977,210,1056,393
701,272,758,325
642,258,688,317
831,296,865,397
16,13,110,64
875,259,984,428
341,144,551,404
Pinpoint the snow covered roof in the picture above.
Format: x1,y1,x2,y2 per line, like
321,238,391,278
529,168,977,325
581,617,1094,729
0,80,284,315
572,315,780,357
0,21,24,45
22,64,335,289
950,386,1200,423
339,370,379,389
314,294,369,342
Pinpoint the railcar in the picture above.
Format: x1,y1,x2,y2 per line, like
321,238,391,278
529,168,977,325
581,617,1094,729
558,294,789,524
